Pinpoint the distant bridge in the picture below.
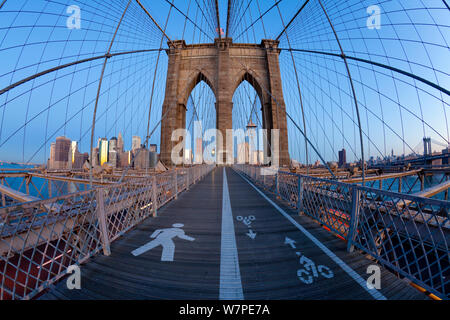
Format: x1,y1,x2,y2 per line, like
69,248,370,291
375,153,450,168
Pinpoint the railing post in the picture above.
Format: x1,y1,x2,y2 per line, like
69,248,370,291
347,186,361,253
276,172,280,195
152,175,157,217
96,189,111,256
263,170,266,187
297,176,303,215
26,176,30,195
48,180,52,198
1,179,6,207
186,169,190,190
174,170,178,199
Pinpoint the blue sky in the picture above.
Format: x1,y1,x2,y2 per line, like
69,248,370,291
0,0,448,164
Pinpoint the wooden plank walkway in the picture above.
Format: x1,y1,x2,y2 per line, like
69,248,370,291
39,167,426,300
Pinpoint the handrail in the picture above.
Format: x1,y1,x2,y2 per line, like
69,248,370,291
233,164,449,299
0,165,214,300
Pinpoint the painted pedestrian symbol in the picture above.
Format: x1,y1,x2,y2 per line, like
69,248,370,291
131,223,195,261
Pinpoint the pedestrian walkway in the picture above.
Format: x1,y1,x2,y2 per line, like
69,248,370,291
40,167,426,300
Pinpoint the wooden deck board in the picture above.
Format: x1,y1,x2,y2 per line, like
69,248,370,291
39,167,426,300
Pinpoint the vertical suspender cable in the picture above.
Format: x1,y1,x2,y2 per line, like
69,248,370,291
138,0,174,45
145,1,174,149
89,0,133,187
255,0,267,39
120,0,175,182
317,0,365,185
182,0,192,39
215,0,221,39
143,0,174,176
225,0,232,38
275,1,310,173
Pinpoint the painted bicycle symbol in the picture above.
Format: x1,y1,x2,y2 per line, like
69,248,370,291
296,253,334,285
236,215,256,227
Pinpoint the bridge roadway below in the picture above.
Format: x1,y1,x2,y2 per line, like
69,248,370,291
40,167,425,300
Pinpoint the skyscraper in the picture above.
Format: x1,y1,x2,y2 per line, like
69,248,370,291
117,132,124,153
109,137,118,151
91,148,99,167
184,149,192,164
132,136,141,151
70,143,86,170
195,138,203,164
237,142,249,164
68,141,84,170
48,143,56,168
338,149,347,167
109,150,118,168
49,136,71,169
247,120,257,165
70,141,78,164
119,151,131,168
252,150,264,165
99,138,109,165
134,147,150,169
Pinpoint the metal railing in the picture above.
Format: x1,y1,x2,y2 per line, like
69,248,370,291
0,165,214,300
234,164,449,299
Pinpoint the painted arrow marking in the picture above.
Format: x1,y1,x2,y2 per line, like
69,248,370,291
247,229,257,240
285,237,297,249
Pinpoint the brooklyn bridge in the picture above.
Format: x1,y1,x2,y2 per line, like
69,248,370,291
0,0,448,300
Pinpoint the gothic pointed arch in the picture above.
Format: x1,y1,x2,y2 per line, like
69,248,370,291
179,70,217,106
160,39,289,167
231,69,268,106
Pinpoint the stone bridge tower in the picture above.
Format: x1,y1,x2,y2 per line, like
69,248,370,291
160,38,290,167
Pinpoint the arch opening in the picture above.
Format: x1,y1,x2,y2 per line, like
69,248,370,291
180,71,217,107
183,80,216,165
232,79,268,165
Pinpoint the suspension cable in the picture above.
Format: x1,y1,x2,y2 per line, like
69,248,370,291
317,0,365,185
89,0,133,187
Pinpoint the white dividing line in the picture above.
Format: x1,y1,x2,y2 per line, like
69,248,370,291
235,170,387,301
219,168,244,300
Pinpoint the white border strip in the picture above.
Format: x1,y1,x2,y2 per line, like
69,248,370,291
219,168,244,300
234,169,387,301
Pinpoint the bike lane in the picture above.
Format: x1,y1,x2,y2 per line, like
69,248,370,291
225,167,384,300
